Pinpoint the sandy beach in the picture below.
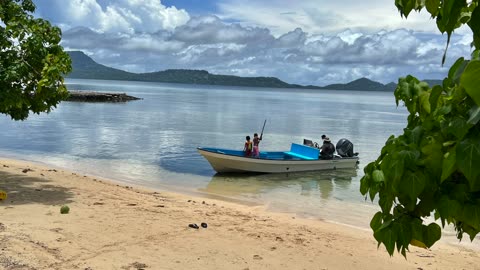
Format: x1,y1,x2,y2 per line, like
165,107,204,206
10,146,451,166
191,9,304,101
0,158,479,270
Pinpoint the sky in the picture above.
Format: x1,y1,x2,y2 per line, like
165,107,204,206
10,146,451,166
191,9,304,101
33,0,474,86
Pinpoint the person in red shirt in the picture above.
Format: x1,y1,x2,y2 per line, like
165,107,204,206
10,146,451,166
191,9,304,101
243,136,253,157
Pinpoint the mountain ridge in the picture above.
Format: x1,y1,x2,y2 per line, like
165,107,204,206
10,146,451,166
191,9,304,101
67,51,441,91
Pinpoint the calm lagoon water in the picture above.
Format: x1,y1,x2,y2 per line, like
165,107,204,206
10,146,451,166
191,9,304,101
0,79,408,229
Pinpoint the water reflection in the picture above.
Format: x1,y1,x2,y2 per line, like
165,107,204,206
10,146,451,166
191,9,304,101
203,169,358,201
0,79,406,228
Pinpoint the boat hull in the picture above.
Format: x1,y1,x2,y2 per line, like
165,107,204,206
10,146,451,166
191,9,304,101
197,147,359,173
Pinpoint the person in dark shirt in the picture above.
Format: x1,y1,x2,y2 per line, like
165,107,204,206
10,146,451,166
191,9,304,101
320,137,335,160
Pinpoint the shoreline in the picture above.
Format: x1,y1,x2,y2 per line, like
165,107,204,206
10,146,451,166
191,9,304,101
1,158,479,269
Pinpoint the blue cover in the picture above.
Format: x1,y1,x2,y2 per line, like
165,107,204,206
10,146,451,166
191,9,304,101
284,143,319,160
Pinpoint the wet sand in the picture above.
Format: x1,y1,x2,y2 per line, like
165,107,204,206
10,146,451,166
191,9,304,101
0,158,479,270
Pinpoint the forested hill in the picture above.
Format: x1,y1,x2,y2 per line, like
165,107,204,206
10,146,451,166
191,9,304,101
67,51,440,91
67,51,301,88
321,78,397,92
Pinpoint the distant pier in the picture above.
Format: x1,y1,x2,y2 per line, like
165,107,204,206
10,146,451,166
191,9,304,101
66,91,141,102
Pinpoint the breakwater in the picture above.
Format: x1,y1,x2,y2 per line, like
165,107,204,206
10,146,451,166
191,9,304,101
66,91,141,102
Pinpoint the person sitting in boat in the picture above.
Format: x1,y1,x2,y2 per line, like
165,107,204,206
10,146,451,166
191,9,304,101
243,136,253,157
252,133,262,157
314,134,327,148
319,137,335,160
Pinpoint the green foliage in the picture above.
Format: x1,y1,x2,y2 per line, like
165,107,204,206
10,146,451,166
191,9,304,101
60,205,70,214
362,0,480,257
0,0,71,120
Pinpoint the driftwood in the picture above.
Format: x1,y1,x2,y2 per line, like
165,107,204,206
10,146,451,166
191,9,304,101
66,91,141,102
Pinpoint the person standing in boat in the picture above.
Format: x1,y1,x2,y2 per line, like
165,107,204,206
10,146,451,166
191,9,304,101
252,133,262,158
319,137,335,160
243,136,253,157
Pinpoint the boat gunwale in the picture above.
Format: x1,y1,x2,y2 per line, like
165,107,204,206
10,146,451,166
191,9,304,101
197,147,359,162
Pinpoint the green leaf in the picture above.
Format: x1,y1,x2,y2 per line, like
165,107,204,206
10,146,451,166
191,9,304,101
379,191,394,213
400,170,426,201
467,6,480,49
370,212,383,231
416,191,436,217
442,141,456,147
438,196,461,221
462,204,480,231
369,183,379,201
410,219,426,248
381,154,405,192
360,175,370,195
395,79,412,104
410,239,427,248
467,105,480,125
462,224,479,241
445,116,471,140
457,137,480,191
375,224,397,256
399,150,420,168
460,60,480,106
448,57,467,83
394,218,413,251
419,91,431,114
435,104,452,117
473,50,480,61
436,0,466,64
429,85,443,112
423,223,441,247
420,139,444,179
441,146,457,182
396,0,416,17
411,126,424,145
373,170,385,183
425,0,440,16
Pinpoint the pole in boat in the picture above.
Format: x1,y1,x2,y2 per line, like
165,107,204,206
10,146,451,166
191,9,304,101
260,119,267,138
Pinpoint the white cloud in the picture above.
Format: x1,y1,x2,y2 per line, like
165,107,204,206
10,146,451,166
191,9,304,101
217,0,436,36
34,0,474,85
61,20,471,85
37,0,189,33
172,15,274,45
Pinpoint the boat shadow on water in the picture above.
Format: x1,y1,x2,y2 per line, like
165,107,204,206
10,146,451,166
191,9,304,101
201,168,359,200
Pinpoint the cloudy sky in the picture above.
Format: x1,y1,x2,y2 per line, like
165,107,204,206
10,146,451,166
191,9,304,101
34,0,474,86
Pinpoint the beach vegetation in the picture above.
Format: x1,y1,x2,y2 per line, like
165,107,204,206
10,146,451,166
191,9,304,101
60,205,70,214
361,0,480,256
0,0,71,120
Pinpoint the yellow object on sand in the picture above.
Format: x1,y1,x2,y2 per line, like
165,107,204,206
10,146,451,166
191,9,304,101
0,190,7,201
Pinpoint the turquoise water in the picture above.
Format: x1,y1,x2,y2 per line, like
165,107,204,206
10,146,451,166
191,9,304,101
0,79,408,228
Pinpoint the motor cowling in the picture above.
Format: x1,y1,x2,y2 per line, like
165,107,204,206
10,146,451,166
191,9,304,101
336,138,355,157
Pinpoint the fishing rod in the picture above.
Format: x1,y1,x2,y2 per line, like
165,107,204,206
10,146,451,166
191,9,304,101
260,119,267,139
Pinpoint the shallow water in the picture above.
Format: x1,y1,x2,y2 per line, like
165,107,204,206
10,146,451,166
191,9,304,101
0,79,408,229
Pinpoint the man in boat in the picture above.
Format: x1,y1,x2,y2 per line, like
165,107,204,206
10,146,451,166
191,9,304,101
243,136,253,157
313,134,327,148
319,137,335,160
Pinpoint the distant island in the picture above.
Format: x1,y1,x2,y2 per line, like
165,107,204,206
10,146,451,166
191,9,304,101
67,51,441,91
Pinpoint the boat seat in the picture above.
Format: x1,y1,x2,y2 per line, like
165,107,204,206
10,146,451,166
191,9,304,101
284,143,319,160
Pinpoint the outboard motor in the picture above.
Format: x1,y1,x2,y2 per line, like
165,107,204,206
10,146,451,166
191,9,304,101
336,138,357,157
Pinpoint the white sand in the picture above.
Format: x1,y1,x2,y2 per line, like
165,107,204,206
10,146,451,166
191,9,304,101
1,158,479,270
